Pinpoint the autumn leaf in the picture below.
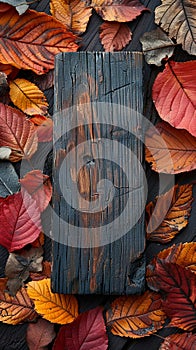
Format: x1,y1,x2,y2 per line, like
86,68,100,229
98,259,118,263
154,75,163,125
140,27,175,66
50,0,92,34
9,79,49,116
151,262,196,331
145,122,196,174
146,184,193,243
27,279,78,324
5,247,43,296
0,63,18,77
106,290,166,338
30,115,49,126
147,242,196,291
53,306,108,350
155,0,196,55
100,21,132,51
152,61,196,137
159,332,196,350
27,318,56,350
20,170,52,212
0,103,38,162
30,261,51,281
0,286,37,325
0,72,8,96
0,0,29,15
0,147,12,160
0,5,78,75
0,161,20,197
88,0,148,22
0,189,42,252
31,231,45,248
31,70,54,92
36,118,53,142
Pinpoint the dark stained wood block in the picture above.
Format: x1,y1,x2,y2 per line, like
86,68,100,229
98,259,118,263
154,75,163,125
52,52,146,294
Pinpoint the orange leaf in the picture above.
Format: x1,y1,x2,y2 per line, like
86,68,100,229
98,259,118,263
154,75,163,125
30,115,49,126
20,170,52,212
147,242,196,291
50,0,92,34
0,5,78,75
106,290,166,338
0,103,38,162
31,231,45,247
152,61,196,137
0,287,37,325
146,184,193,243
0,63,18,77
159,332,196,350
100,21,132,51
145,121,196,174
9,79,48,116
89,0,148,22
27,279,78,324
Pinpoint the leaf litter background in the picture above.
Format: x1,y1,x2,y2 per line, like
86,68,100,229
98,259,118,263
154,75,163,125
0,0,195,349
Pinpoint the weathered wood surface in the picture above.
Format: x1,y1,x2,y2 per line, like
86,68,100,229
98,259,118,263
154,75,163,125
52,52,146,294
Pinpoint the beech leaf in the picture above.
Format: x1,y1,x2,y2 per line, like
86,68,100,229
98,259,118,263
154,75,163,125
0,5,78,75
159,332,196,350
27,279,78,324
53,306,108,350
36,118,53,143
0,189,42,252
140,27,175,66
9,79,49,116
5,247,43,296
0,161,20,197
152,61,196,137
146,184,193,242
145,121,196,174
27,318,56,350
106,290,166,338
155,0,196,55
100,21,132,51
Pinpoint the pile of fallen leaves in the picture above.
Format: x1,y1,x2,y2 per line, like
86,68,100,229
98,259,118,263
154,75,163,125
0,0,195,349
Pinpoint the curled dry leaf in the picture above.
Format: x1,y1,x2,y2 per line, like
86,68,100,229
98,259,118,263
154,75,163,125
88,0,148,22
30,261,51,281
5,247,43,296
152,262,196,331
145,122,196,174
152,61,196,137
27,279,78,324
100,21,132,51
20,170,52,212
146,184,193,243
53,306,108,350
140,27,175,66
0,189,42,252
50,0,92,34
147,242,196,291
0,103,38,162
0,5,78,75
159,332,196,350
106,290,166,338
9,79,49,116
0,161,20,198
27,318,56,350
0,286,37,325
155,0,196,55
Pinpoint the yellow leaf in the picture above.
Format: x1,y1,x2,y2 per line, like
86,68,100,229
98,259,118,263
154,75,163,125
27,279,78,324
9,79,48,116
50,0,92,34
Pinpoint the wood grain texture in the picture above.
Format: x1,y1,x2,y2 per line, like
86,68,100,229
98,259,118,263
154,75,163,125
52,52,145,294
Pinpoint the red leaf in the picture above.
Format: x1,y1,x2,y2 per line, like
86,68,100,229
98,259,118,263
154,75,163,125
0,189,42,252
100,21,132,51
160,332,196,350
152,61,196,137
153,262,196,331
53,306,108,350
20,170,52,212
27,318,56,350
36,118,53,142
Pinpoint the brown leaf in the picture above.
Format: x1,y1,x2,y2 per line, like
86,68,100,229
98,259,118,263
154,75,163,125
140,27,175,66
50,0,92,34
0,5,78,75
36,118,53,143
0,103,38,162
106,290,166,338
147,242,196,291
0,286,37,325
146,184,193,243
159,332,196,350
145,121,196,174
155,0,196,55
100,21,132,51
5,247,43,296
27,318,56,350
9,79,49,116
31,232,45,248
31,70,54,92
30,261,51,281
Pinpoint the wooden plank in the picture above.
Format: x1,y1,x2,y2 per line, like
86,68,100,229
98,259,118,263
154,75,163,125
52,52,146,294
